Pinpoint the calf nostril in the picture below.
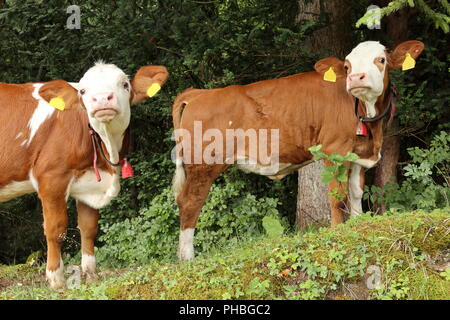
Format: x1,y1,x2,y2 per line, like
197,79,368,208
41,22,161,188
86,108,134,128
359,74,366,80
92,97,97,102
107,93,114,101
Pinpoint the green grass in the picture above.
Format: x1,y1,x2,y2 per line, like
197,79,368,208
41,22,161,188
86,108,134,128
0,209,449,300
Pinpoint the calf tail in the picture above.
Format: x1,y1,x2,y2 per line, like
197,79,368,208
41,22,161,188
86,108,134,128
172,157,186,200
171,94,188,200
171,88,207,199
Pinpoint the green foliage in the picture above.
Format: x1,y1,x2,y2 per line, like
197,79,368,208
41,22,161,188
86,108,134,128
309,145,359,184
96,176,282,267
365,131,450,211
373,274,411,300
390,49,450,136
356,0,450,33
0,0,449,267
262,216,284,239
308,145,359,201
2,210,448,300
441,268,450,281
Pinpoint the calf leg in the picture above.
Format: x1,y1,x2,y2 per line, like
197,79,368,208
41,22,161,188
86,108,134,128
326,161,350,227
176,164,228,261
39,192,69,289
77,201,99,283
349,163,365,217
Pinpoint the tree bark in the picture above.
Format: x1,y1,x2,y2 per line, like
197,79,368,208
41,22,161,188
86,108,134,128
296,0,352,229
297,161,330,228
296,0,352,58
373,2,410,214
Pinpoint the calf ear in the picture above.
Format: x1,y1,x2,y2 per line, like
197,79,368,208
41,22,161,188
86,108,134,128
38,80,81,111
314,57,346,80
130,65,169,105
388,40,425,69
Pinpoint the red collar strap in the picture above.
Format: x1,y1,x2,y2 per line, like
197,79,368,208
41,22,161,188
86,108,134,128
88,125,134,182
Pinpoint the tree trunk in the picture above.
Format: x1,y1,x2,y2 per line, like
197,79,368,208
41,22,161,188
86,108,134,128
373,2,410,214
297,161,330,228
296,0,352,58
296,0,352,229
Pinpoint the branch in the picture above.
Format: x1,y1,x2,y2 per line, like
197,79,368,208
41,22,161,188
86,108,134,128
356,0,450,33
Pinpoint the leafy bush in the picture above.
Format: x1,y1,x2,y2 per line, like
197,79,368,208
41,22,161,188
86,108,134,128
96,176,282,268
365,131,450,211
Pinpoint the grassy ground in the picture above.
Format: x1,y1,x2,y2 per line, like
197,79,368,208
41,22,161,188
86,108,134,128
0,210,449,300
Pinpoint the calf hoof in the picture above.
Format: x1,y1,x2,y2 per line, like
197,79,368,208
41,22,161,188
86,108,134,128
46,269,66,290
177,246,194,261
178,229,195,261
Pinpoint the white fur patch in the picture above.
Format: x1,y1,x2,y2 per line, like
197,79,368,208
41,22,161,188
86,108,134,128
29,170,39,192
68,82,80,90
172,160,186,199
81,254,96,274
28,84,55,145
178,228,195,261
0,180,34,202
46,258,65,289
346,41,386,79
236,159,311,177
364,101,377,118
15,132,28,146
354,158,378,169
65,176,74,202
69,169,120,209
92,123,125,165
349,163,363,217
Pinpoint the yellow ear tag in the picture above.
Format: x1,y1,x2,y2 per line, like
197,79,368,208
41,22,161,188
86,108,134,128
146,83,161,97
324,67,336,82
49,97,65,111
402,53,416,71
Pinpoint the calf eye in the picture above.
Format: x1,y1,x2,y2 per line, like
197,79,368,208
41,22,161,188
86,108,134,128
380,58,386,63
123,82,129,90
80,89,86,95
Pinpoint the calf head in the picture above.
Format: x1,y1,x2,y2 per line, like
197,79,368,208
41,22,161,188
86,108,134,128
315,40,424,117
77,63,169,132
40,63,169,133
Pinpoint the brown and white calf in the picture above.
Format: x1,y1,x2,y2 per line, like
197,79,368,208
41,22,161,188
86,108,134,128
172,40,424,260
0,63,169,288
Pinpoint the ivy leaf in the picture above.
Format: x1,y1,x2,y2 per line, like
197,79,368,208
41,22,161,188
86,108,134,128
308,144,323,153
336,165,348,182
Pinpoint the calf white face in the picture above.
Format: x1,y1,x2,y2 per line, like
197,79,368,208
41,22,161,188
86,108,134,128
78,63,131,129
344,41,387,104
315,40,424,118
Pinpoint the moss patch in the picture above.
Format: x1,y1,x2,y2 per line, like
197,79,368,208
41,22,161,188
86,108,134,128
0,210,449,300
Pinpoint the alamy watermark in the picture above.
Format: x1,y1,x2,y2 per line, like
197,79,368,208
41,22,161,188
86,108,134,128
366,5,381,30
366,265,382,289
66,5,81,30
66,265,81,289
171,121,281,174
